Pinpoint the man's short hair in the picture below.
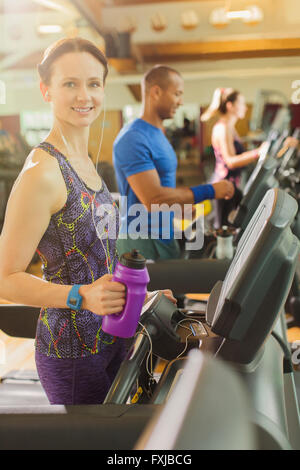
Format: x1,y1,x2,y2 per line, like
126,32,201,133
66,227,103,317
142,65,181,92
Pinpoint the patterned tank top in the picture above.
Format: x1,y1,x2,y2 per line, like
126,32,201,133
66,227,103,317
34,142,119,359
212,134,245,186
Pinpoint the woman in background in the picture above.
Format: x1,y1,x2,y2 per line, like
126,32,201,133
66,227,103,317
201,88,267,227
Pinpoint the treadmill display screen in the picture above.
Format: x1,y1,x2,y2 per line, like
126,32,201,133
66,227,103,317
243,142,271,196
212,190,275,326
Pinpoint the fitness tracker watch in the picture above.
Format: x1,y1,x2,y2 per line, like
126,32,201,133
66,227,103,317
67,284,83,310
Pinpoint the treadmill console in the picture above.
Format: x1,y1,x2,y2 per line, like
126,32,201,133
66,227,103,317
243,141,271,196
233,155,278,233
208,189,299,363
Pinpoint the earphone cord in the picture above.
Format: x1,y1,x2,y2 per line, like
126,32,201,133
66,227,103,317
137,321,154,380
175,318,203,359
59,96,112,275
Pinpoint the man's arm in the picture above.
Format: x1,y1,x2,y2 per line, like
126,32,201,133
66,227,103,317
127,169,234,211
114,129,234,211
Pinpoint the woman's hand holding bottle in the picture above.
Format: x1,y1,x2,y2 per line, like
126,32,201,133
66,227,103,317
79,275,126,316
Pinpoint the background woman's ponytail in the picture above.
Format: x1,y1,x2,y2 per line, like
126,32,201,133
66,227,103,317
200,88,223,122
201,87,239,122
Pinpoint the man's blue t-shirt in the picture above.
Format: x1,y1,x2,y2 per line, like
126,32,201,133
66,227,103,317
113,118,177,242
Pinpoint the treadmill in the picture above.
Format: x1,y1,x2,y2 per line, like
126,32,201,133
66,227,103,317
233,127,300,240
138,188,300,450
0,189,298,450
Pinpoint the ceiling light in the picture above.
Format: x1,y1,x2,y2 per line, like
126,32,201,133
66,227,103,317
227,10,252,20
151,13,167,32
243,6,264,25
37,24,63,34
119,16,137,34
181,10,199,31
210,5,263,28
209,8,229,28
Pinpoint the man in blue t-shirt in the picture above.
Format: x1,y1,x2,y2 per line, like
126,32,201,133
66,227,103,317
113,65,234,260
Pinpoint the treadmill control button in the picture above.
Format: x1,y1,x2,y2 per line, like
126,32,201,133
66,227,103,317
190,322,208,337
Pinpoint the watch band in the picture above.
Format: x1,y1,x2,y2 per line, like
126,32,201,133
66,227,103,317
67,284,83,310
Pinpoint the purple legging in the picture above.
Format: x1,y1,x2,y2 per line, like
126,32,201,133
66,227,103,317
35,339,126,405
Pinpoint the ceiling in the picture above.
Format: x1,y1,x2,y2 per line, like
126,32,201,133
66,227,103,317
0,0,300,104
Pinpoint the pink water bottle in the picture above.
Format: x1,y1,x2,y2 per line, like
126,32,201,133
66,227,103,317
102,249,150,338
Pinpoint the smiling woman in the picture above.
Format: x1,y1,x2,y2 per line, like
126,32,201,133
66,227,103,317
0,36,175,406
38,39,107,134
41,53,105,132
0,37,129,406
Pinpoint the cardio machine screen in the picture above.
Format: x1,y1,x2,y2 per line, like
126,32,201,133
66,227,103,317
242,142,271,196
212,190,275,327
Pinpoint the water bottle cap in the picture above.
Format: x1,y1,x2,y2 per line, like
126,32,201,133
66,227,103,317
120,249,146,269
216,225,234,238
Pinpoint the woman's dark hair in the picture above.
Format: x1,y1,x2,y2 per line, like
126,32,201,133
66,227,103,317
37,37,108,85
201,88,240,121
219,90,240,114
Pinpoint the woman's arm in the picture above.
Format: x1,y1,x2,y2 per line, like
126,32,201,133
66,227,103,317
0,149,125,315
213,123,262,170
0,149,70,307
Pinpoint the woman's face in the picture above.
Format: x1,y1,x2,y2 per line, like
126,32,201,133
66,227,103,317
46,51,105,128
231,94,247,120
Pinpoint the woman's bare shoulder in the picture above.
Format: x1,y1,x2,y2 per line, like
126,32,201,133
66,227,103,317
213,120,227,134
212,121,228,145
27,146,60,170
20,147,64,189
8,146,67,218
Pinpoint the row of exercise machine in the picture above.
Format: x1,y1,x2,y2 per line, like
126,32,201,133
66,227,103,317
0,124,300,450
